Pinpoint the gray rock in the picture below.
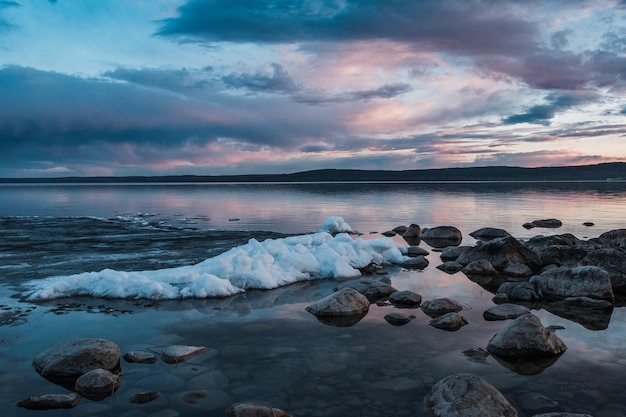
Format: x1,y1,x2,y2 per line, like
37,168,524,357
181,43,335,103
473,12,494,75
524,233,582,251
384,312,413,326
456,236,542,272
437,261,464,274
530,266,614,302
483,304,531,321
598,228,626,251
469,227,511,241
497,282,543,302
487,314,567,358
503,263,533,277
407,246,430,257
16,393,81,410
75,368,120,400
400,255,429,270
530,219,563,228
388,290,422,308
535,245,589,268
428,312,468,331
305,288,370,317
462,259,498,276
421,298,464,318
424,373,517,417
382,230,396,237
421,226,462,248
582,248,626,293
123,351,158,364
440,246,467,261
226,402,293,417
161,345,213,364
337,278,397,302
33,338,121,379
403,223,422,238
392,225,408,234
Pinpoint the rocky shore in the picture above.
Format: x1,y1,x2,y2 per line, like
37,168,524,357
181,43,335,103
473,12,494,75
9,218,626,416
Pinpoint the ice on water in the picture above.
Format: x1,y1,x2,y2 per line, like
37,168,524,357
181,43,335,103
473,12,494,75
24,217,407,300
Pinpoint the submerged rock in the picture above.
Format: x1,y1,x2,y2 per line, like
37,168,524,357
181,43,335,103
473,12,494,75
161,345,213,364
32,338,121,380
16,393,81,410
428,312,468,331
487,314,567,358
123,350,158,364
226,402,293,417
421,297,464,318
424,373,517,417
129,391,160,404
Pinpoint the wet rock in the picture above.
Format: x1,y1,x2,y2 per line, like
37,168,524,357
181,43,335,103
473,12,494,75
407,246,429,257
306,287,370,318
535,245,590,268
440,246,467,261
32,338,121,380
392,225,408,234
421,297,464,318
497,282,543,302
181,391,207,404
421,226,462,248
384,312,413,326
582,248,626,293
161,345,213,364
462,259,498,276
75,368,120,401
492,293,509,304
503,263,533,277
525,233,581,250
483,303,531,321
428,312,468,331
456,236,542,272
403,224,422,238
582,222,595,227
123,351,158,364
529,219,563,228
129,391,160,404
388,290,422,308
400,255,429,270
530,266,614,302
487,314,567,359
382,230,396,237
469,227,512,241
226,402,293,417
424,373,517,417
462,347,490,364
337,278,397,302
437,261,464,274
598,228,626,251
16,393,81,410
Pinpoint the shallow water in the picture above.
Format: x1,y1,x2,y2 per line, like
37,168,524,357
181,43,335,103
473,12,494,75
1,182,626,416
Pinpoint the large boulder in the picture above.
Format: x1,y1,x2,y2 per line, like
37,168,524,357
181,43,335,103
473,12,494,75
582,248,626,293
529,266,614,302
32,338,121,381
305,288,370,326
421,226,462,248
598,228,626,251
421,298,464,318
424,373,517,417
456,236,542,272
337,278,397,302
487,314,567,358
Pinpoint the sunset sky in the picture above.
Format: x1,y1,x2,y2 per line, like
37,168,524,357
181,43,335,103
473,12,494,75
1,0,625,177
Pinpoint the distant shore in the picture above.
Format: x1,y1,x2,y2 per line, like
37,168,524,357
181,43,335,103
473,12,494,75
1,162,625,183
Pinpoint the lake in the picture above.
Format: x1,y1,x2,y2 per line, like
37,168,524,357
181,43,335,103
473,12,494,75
1,182,626,416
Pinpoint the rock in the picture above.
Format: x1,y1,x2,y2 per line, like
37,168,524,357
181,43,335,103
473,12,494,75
456,236,542,272
469,227,512,241
129,391,160,404
392,225,408,234
582,222,595,227
542,298,613,331
492,293,509,304
440,246,467,261
487,314,567,358
523,222,535,229
32,338,121,380
403,223,421,238
123,351,158,364
305,287,370,320
503,263,533,277
384,312,413,326
421,226,462,248
496,281,542,302
582,248,626,293
337,278,397,302
16,393,81,410
382,230,396,237
226,403,293,417
437,261,464,274
462,259,498,276
462,347,490,364
421,297,464,318
388,290,422,308
483,304,531,321
424,373,517,417
535,245,589,268
181,391,208,404
75,368,120,401
161,345,213,364
530,219,563,228
530,266,614,302
428,312,468,331
407,246,429,257
598,228,626,251
400,255,429,270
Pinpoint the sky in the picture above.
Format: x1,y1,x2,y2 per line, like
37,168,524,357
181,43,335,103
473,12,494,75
0,0,625,177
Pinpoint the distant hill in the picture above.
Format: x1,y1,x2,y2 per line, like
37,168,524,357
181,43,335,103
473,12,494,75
1,162,625,183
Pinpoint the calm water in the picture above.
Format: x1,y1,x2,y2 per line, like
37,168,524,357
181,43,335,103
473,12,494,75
1,182,626,416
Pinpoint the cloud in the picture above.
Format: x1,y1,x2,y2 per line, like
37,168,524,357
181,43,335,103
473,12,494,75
103,67,214,92
0,0,19,33
222,63,300,94
295,82,411,105
156,0,539,56
502,93,590,125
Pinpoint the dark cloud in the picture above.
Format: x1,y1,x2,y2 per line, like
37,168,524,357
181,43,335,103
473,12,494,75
222,63,300,94
550,30,571,50
295,82,411,105
0,0,19,33
103,67,214,92
502,93,588,125
621,106,626,115
156,0,539,56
